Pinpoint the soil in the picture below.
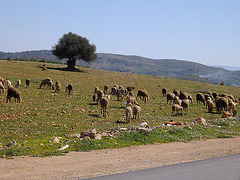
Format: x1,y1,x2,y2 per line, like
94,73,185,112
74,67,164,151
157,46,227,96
1,137,240,180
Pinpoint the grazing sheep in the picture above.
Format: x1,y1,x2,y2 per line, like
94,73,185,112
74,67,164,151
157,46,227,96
171,104,183,115
206,98,214,113
166,93,175,104
229,101,238,113
117,88,124,101
103,85,108,94
188,94,193,103
15,80,21,88
136,89,149,104
212,92,218,100
162,88,167,97
196,93,205,105
111,87,118,95
0,81,5,93
100,97,109,117
126,96,139,107
125,104,133,124
228,95,236,102
0,77,5,86
97,90,104,103
181,99,190,114
25,78,30,88
173,89,180,97
6,79,12,88
127,86,135,92
215,97,229,114
173,96,182,105
47,80,54,90
66,84,73,95
55,81,61,93
39,78,52,89
179,92,189,100
107,94,111,101
6,86,21,103
133,105,141,119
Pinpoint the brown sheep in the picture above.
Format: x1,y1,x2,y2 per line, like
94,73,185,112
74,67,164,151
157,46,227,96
55,81,61,93
181,99,190,114
97,90,104,103
126,96,139,107
136,89,149,104
39,78,53,89
103,85,108,94
111,87,118,95
167,93,175,104
216,97,229,114
206,98,214,113
6,86,21,103
117,88,124,101
100,97,109,117
196,93,205,105
66,84,73,95
173,89,180,97
25,78,30,88
162,88,167,97
179,92,188,100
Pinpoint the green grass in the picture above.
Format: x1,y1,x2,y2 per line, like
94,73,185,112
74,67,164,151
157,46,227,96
0,60,239,158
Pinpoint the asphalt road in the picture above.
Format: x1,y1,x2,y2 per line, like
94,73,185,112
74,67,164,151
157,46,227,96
84,153,240,180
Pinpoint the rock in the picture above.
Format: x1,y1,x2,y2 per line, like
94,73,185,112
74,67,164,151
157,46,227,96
119,128,128,131
58,145,69,151
53,137,60,143
95,133,102,140
222,112,231,118
192,117,207,125
69,134,81,138
165,121,183,126
81,129,97,139
139,122,148,127
83,136,91,140
6,140,16,147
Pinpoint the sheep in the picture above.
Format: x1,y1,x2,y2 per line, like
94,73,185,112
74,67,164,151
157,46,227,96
173,96,182,105
206,98,214,113
196,93,205,105
128,91,134,97
0,77,5,86
229,101,238,113
6,86,21,103
111,87,118,95
55,81,61,93
0,81,5,93
39,78,52,89
127,86,135,92
42,65,47,71
94,87,100,94
15,80,21,88
133,105,141,119
181,99,190,114
103,85,108,94
25,78,30,88
125,104,133,124
212,92,218,100
66,84,73,95
6,79,12,88
97,90,104,103
162,88,167,97
166,93,175,104
117,88,124,101
107,94,111,101
172,104,183,115
47,80,54,90
126,96,139,107
179,92,189,100
228,95,236,102
136,89,149,104
100,97,109,117
173,89,180,97
215,97,229,114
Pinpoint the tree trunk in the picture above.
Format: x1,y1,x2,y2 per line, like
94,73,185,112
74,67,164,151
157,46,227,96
67,58,77,70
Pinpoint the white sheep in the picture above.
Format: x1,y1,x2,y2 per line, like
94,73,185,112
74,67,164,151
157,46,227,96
55,81,61,93
125,104,133,124
15,79,21,88
0,81,5,93
172,104,183,115
133,105,141,119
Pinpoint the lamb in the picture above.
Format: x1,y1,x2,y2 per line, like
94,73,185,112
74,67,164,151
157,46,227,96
25,78,30,88
103,85,108,94
215,97,229,114
136,89,149,104
181,99,190,114
206,97,214,113
6,86,21,103
166,93,175,104
39,78,52,89
97,90,104,103
125,104,133,124
162,88,167,97
171,104,183,115
0,81,5,93
133,105,141,119
173,89,180,96
55,81,61,93
100,97,109,117
196,93,205,105
15,80,21,88
66,84,73,95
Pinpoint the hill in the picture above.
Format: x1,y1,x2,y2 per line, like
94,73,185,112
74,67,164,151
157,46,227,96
1,50,239,87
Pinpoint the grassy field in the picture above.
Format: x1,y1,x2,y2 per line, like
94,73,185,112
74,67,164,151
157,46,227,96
0,60,239,157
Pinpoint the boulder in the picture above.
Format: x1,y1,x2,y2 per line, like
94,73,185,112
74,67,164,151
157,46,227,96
81,129,97,139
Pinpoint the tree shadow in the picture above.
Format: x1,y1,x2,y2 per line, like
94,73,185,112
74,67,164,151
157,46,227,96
35,65,86,73
89,102,98,105
88,114,99,118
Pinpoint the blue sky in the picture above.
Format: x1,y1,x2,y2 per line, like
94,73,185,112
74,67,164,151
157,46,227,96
1,0,240,67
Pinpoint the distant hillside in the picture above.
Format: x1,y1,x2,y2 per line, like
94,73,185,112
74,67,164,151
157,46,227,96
0,50,239,87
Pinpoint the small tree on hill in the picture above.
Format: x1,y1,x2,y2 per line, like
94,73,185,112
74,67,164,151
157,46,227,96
52,32,97,70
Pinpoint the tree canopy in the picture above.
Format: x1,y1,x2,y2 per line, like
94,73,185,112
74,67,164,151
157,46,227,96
52,32,97,70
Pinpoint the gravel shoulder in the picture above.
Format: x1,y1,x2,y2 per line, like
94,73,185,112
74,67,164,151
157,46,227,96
1,136,240,180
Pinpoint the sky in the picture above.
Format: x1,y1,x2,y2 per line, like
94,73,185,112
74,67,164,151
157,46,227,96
1,0,240,67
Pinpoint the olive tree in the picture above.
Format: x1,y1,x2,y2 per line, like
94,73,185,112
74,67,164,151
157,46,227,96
52,32,97,70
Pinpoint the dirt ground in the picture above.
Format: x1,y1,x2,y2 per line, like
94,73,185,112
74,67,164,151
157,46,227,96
1,136,240,180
